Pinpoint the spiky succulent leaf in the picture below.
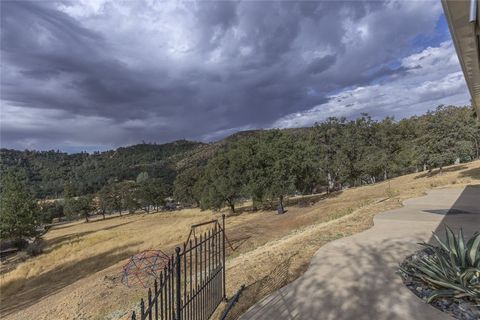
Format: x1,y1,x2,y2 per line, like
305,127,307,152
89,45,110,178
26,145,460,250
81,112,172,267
401,225,480,303
466,232,480,266
431,232,449,252
445,225,459,265
426,290,457,303
457,228,466,268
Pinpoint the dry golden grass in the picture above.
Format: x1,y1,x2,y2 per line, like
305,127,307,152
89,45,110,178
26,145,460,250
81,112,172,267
221,162,480,318
1,161,479,320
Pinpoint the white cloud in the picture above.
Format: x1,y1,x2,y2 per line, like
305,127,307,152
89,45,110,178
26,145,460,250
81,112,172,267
273,41,470,128
57,0,109,18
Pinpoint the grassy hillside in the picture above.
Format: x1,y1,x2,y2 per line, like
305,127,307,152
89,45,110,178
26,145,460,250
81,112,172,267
1,160,478,320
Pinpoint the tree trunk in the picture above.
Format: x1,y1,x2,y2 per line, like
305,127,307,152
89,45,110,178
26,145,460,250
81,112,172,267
277,195,285,214
475,137,479,159
383,169,388,181
251,198,258,212
227,200,235,213
327,172,334,193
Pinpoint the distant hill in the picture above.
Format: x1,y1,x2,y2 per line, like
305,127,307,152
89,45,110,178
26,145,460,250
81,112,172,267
0,128,315,199
0,140,203,198
2,105,479,200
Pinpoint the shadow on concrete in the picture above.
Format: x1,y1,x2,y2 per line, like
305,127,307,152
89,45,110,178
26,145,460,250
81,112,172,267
428,185,480,243
235,238,441,320
230,186,480,320
423,209,471,215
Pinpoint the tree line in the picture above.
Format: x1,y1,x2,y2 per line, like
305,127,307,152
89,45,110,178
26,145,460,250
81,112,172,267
1,105,479,243
0,170,170,245
41,173,168,223
0,140,201,199
173,105,479,212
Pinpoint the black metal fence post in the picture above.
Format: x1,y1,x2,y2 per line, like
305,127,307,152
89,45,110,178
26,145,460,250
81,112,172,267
221,214,226,300
131,218,227,320
175,247,182,320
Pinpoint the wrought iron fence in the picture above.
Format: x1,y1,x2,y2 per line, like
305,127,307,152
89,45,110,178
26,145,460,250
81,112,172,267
131,215,226,320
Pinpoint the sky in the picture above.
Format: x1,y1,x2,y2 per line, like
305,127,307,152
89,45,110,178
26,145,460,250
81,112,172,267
0,0,471,153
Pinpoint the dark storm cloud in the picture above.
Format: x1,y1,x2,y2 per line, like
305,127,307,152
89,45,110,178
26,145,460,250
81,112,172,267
0,0,450,150
307,55,337,75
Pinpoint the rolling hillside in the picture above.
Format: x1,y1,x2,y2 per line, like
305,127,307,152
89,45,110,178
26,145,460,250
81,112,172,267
1,160,478,320
0,129,313,199
0,140,204,198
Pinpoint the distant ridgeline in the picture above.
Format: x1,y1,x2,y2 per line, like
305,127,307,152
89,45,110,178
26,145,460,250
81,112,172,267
0,140,204,199
1,105,479,212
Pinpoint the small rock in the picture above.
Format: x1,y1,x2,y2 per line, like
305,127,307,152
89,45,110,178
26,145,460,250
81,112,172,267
458,302,469,312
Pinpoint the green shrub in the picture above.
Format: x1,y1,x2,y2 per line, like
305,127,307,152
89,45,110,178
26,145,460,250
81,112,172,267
26,239,45,256
400,226,480,303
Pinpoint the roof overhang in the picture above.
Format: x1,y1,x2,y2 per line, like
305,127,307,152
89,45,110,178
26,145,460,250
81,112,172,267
442,0,480,116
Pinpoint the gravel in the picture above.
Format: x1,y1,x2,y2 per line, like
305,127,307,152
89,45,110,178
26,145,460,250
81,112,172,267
398,248,480,320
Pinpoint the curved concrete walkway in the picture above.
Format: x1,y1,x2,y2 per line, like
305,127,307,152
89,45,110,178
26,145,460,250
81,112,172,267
240,186,480,320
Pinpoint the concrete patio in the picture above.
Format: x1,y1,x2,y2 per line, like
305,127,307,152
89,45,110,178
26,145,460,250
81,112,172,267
240,186,480,320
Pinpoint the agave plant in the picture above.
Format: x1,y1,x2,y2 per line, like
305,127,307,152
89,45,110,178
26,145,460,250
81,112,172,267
400,225,480,303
